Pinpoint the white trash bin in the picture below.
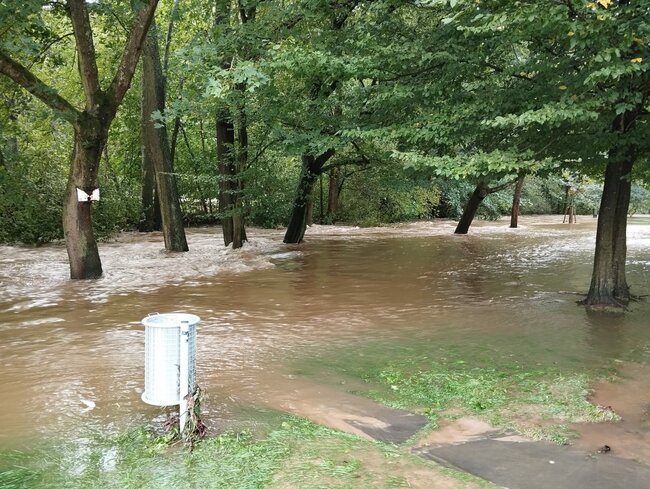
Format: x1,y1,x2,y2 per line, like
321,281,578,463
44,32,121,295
141,313,199,408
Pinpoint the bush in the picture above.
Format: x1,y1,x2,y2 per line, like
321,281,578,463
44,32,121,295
333,165,440,226
0,161,65,245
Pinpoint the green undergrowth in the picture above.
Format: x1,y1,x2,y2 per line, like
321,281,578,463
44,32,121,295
0,415,486,489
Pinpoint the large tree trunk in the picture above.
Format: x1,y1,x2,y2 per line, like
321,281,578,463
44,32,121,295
284,150,334,243
63,123,105,279
510,175,525,228
584,156,634,308
141,20,188,251
613,162,632,302
214,0,247,249
455,182,489,234
216,108,238,247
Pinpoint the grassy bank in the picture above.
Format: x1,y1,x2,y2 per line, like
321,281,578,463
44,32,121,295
1,342,633,489
0,414,489,489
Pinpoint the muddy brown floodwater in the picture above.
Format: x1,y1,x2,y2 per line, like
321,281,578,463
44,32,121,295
0,216,649,451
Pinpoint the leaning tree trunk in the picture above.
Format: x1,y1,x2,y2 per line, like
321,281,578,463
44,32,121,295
284,157,319,243
455,182,489,234
584,157,634,308
284,150,335,243
63,123,105,279
142,20,188,251
510,175,525,228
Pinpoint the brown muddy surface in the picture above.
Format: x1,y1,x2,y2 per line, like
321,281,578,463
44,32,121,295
573,363,650,465
1,216,650,450
415,418,499,447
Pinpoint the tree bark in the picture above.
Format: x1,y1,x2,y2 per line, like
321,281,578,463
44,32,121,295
138,145,160,231
584,156,633,308
455,182,489,234
326,167,340,221
0,0,159,279
284,150,334,243
510,175,525,228
216,107,238,246
214,0,247,249
63,121,106,279
141,19,188,251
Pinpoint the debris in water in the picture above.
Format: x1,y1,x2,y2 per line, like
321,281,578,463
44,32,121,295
80,399,96,410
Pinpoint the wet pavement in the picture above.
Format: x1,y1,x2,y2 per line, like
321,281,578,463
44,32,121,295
416,436,650,489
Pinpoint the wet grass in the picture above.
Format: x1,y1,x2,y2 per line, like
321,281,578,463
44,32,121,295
363,361,619,444
0,415,487,489
3,329,645,488
0,416,300,489
295,339,626,445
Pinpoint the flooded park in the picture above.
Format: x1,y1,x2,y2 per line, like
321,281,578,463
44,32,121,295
1,215,650,488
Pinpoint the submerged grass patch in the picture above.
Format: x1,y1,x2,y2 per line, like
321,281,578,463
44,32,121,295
357,358,619,444
0,415,486,489
0,417,314,489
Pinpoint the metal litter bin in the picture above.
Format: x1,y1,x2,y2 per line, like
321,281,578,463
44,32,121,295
141,313,199,407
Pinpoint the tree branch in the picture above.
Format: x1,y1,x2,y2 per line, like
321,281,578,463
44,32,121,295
482,61,534,82
487,177,518,194
67,0,101,109
163,0,180,78
0,51,80,124
106,0,159,115
29,32,74,68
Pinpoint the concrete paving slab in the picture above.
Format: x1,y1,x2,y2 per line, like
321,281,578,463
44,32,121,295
416,438,650,489
248,374,429,443
343,408,429,444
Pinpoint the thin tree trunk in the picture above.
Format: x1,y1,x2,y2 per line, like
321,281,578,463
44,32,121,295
455,182,489,234
234,97,248,246
214,0,247,248
284,156,319,243
142,19,188,251
326,167,340,221
510,175,525,228
216,107,236,246
306,200,314,226
139,116,159,231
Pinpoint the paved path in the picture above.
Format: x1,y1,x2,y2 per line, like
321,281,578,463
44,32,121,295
416,435,650,489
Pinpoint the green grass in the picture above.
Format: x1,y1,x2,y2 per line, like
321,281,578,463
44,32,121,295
354,357,620,444
1,338,637,488
0,417,314,489
0,414,491,489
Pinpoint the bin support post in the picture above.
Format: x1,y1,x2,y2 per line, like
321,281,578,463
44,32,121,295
179,320,190,434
